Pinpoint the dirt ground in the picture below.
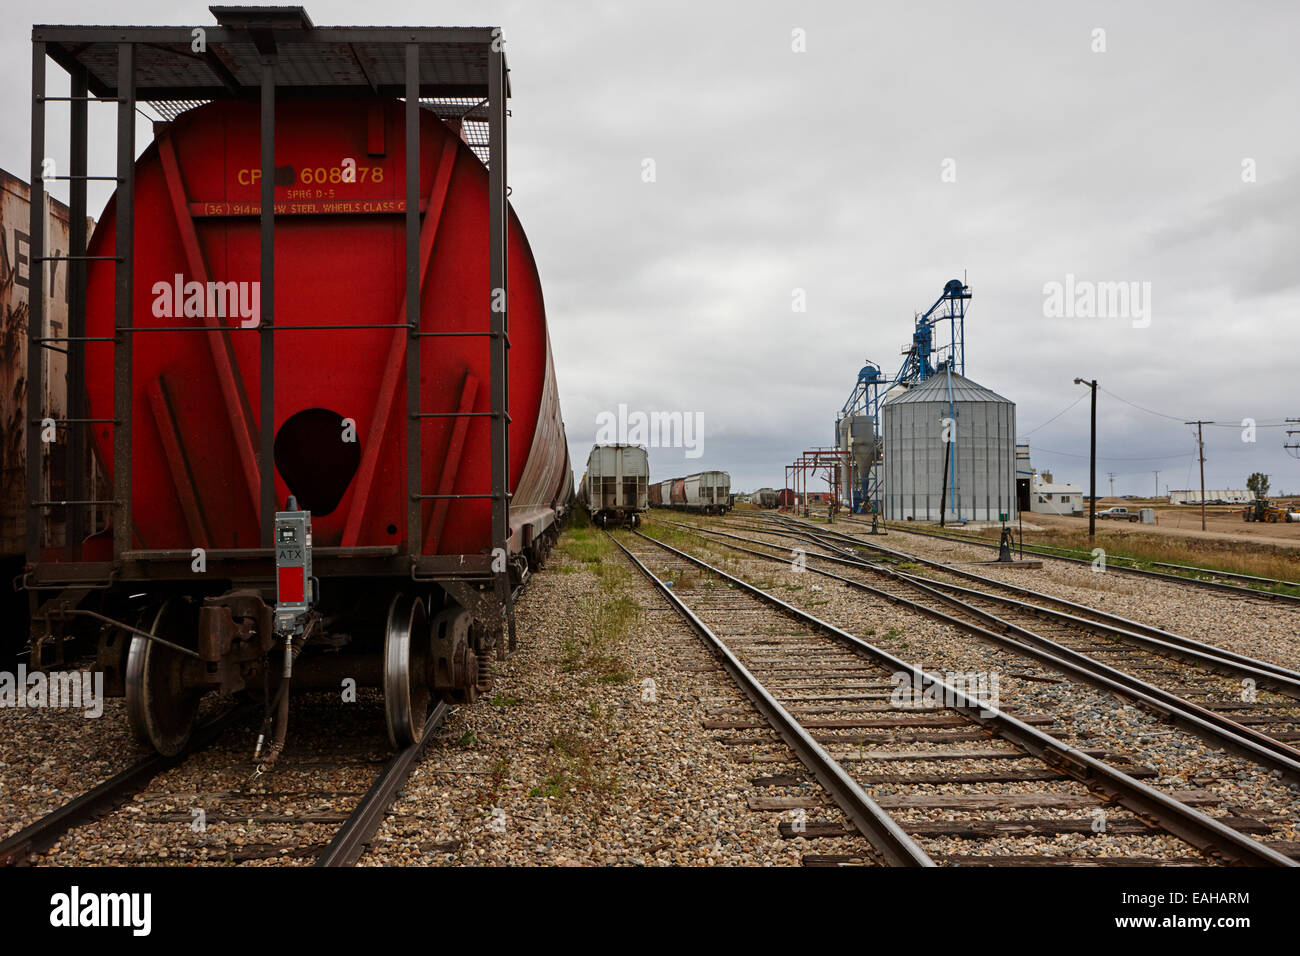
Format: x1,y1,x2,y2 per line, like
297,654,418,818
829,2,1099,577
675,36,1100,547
1028,499,1300,550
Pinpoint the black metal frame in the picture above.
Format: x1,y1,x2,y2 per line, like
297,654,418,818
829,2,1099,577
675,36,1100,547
26,10,512,592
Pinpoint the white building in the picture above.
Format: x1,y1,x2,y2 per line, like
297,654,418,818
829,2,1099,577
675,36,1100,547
1029,472,1084,515
1169,489,1251,505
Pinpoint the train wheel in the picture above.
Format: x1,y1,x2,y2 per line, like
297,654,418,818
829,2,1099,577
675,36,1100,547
383,593,430,748
125,599,202,757
431,607,479,706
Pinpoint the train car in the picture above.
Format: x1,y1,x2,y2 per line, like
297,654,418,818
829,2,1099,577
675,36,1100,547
777,488,799,509
647,478,676,509
752,487,779,509
663,471,732,515
22,18,570,756
1,171,106,654
580,444,648,528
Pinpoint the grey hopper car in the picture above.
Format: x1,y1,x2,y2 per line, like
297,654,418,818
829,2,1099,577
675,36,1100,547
579,444,649,528
652,471,732,515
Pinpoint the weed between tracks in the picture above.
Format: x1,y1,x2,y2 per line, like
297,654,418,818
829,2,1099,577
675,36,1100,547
528,731,621,805
561,594,638,685
510,519,639,810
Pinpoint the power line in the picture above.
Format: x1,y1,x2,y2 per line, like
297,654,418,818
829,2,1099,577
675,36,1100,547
1020,392,1087,437
1095,385,1292,427
1096,386,1188,422
1031,446,1196,462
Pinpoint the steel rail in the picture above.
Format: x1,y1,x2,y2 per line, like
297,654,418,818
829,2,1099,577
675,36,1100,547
1150,560,1300,589
721,516,1300,686
778,519,1300,684
608,533,934,867
702,515,1300,780
845,518,1300,603
651,520,1300,784
0,708,243,866
628,529,1295,866
764,518,1300,692
315,701,449,867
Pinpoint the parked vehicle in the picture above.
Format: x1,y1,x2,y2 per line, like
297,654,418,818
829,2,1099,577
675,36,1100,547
21,33,571,755
650,471,732,515
1096,507,1139,522
579,444,649,527
1242,500,1284,523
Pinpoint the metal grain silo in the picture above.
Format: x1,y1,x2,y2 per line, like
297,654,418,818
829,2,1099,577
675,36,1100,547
880,371,1016,522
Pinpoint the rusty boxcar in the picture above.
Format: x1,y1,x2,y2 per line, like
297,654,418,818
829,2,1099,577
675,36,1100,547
1,170,104,652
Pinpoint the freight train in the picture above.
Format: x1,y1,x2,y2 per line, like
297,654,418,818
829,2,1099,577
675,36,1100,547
21,18,571,757
578,444,648,528
2,170,107,655
649,471,732,515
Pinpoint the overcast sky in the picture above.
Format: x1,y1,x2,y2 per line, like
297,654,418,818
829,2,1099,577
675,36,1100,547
4,1,1298,494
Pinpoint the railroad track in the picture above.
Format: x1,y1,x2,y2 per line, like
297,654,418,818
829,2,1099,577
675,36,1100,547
0,699,447,867
830,514,1300,603
610,529,1295,867
671,514,1300,782
769,517,1300,680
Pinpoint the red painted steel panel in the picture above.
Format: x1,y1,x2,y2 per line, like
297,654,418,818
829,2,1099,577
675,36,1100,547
81,98,566,558
670,480,686,506
277,565,305,603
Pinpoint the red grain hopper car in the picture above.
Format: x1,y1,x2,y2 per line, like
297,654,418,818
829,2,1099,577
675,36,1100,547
23,15,570,755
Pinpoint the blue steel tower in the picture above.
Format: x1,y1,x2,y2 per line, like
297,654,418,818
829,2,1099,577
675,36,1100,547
836,279,971,513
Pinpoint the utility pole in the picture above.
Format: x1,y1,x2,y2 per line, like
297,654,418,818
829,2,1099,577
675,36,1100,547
1186,420,1211,531
1153,470,1159,499
1108,472,1116,498
1075,378,1098,538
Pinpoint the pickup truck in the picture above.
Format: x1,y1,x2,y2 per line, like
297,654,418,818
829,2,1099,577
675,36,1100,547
1096,507,1139,522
